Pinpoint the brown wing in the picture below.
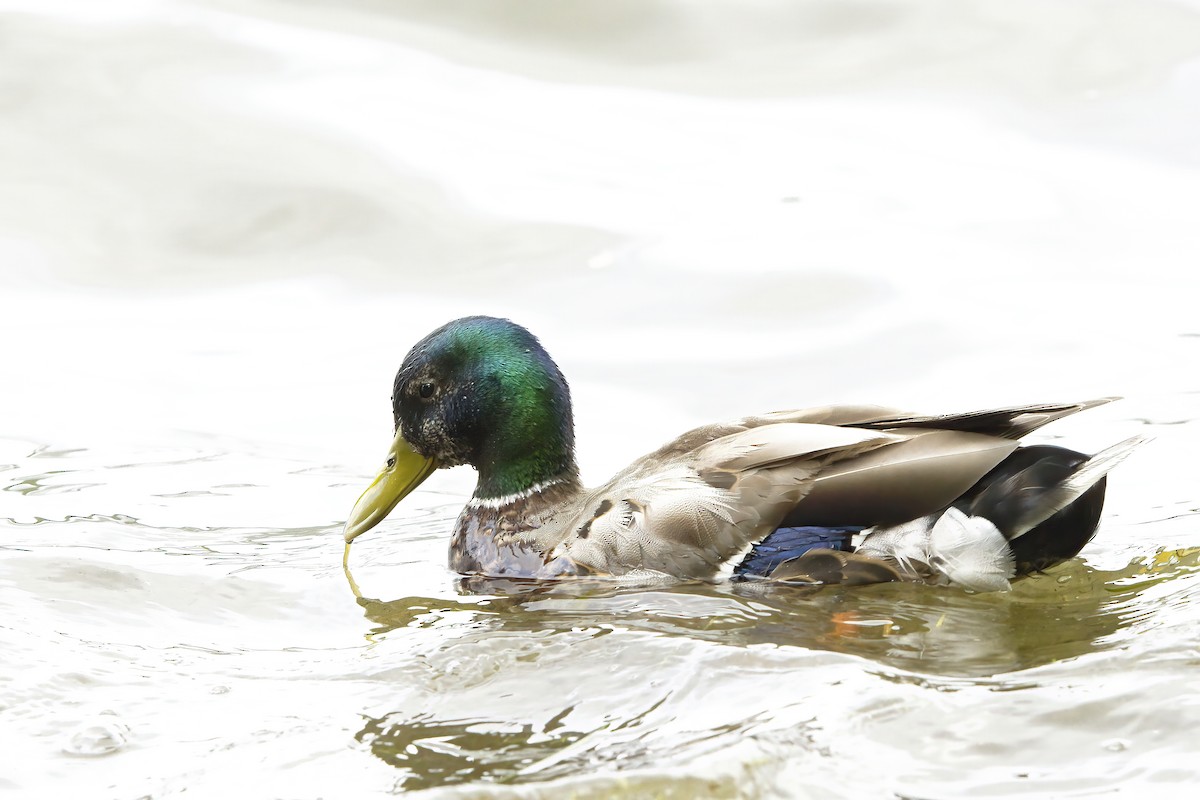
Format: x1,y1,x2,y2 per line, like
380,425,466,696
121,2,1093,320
777,398,1120,527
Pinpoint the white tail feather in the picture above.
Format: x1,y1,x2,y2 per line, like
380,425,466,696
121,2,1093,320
928,507,1015,592
1010,435,1150,539
1060,435,1149,498
856,516,936,580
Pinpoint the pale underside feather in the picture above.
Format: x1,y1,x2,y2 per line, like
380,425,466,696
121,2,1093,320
858,508,1015,592
854,515,937,580
927,507,1015,592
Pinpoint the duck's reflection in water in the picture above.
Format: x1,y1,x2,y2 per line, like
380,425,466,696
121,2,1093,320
356,709,588,791
348,549,1198,789
353,552,1199,673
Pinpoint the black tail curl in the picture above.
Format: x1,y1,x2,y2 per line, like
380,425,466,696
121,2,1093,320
954,445,1106,575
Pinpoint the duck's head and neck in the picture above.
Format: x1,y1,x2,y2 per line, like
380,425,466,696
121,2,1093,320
394,316,580,498
343,316,580,542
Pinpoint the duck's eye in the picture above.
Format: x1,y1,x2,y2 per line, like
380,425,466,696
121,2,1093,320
418,382,435,399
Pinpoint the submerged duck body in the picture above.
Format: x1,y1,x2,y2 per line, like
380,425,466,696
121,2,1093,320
343,317,1143,591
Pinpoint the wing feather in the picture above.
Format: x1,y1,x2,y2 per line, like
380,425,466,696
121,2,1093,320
553,423,901,579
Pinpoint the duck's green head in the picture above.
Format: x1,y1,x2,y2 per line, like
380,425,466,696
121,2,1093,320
342,316,578,543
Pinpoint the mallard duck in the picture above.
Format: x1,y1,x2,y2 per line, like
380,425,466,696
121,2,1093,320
342,316,1144,591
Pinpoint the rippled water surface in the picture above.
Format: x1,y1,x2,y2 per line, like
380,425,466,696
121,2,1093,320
3,1,1200,797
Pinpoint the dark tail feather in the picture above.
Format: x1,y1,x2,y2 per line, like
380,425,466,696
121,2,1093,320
955,437,1147,574
856,397,1120,439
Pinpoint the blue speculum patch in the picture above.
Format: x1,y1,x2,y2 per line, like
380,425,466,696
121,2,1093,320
733,525,861,578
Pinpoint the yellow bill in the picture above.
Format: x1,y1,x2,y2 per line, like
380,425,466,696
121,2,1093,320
342,429,437,543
